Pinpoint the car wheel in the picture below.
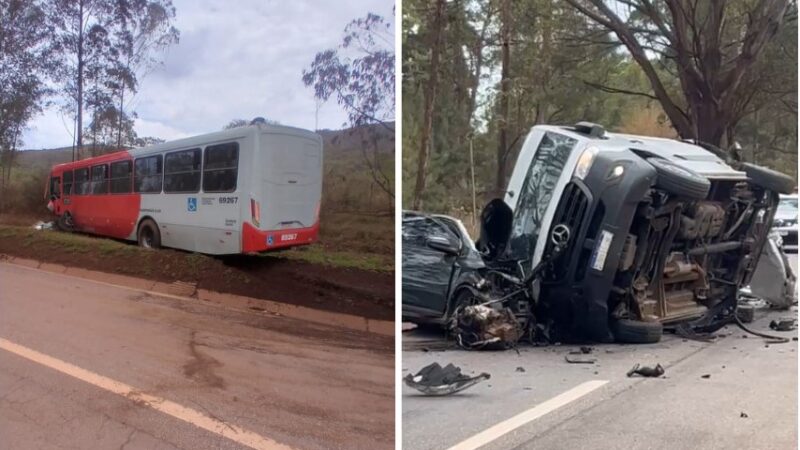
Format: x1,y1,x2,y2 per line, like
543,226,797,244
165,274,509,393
741,163,795,194
611,318,663,344
447,288,480,320
648,157,710,199
137,219,161,249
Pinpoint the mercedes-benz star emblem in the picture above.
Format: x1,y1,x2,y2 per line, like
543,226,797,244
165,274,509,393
551,224,571,246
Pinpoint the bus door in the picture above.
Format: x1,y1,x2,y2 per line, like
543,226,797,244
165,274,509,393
48,174,61,214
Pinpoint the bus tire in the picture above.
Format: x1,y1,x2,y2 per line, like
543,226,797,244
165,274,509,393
56,212,74,232
137,219,161,249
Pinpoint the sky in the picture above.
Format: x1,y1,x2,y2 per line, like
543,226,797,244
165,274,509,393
22,0,394,150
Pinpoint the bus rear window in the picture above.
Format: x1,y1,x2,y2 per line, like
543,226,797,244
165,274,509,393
134,155,163,193
91,165,108,195
203,142,238,192
164,148,201,193
63,170,73,195
110,161,132,194
74,168,89,195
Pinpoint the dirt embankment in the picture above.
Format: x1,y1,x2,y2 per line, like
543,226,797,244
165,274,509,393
0,225,393,321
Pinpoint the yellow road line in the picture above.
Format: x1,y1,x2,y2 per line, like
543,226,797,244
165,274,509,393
0,338,293,450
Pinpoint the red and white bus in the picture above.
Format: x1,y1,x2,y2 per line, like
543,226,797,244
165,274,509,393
47,120,323,255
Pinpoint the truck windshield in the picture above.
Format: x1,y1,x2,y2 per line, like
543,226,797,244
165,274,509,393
506,131,577,266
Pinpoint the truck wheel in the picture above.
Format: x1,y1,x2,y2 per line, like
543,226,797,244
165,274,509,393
741,163,795,194
137,219,161,249
611,319,663,344
648,157,710,199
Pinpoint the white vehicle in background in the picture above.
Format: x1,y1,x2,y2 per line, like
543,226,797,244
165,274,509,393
773,194,798,253
47,118,323,255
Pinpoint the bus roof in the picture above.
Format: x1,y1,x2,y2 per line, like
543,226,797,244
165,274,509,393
52,122,320,171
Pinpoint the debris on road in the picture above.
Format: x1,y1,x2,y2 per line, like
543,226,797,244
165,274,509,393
515,366,526,373
769,318,797,331
32,221,54,231
565,355,596,364
451,305,521,350
627,363,665,378
736,304,756,323
403,362,491,396
740,412,749,418
701,374,711,379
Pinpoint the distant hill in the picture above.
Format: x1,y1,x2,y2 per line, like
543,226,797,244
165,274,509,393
17,122,395,169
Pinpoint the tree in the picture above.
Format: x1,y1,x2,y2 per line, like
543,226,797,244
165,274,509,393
412,0,446,209
303,11,395,201
0,0,56,194
48,0,177,159
565,0,792,147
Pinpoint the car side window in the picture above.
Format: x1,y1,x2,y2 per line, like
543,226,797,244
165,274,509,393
402,218,452,248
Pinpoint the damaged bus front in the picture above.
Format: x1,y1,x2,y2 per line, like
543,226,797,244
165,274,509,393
470,123,794,344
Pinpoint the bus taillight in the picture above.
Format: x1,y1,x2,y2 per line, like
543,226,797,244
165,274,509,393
250,198,261,227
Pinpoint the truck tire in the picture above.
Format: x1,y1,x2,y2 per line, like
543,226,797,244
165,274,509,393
137,219,161,249
648,157,710,199
611,319,663,344
741,163,795,194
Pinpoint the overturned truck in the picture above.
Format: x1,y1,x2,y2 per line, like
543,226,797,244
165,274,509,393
402,123,795,344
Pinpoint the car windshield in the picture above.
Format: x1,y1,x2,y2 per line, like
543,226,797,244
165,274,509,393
505,131,577,266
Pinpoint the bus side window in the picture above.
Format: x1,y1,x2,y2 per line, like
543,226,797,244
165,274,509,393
110,161,132,194
134,155,163,193
91,164,109,195
63,170,73,195
203,142,239,193
164,148,201,193
74,168,89,195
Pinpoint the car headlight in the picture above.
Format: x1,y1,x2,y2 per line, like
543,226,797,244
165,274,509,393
574,146,599,180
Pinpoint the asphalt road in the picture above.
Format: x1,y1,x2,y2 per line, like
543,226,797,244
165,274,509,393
402,253,798,450
0,263,394,450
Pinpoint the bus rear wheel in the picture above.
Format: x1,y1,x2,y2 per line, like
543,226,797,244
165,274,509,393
137,219,161,249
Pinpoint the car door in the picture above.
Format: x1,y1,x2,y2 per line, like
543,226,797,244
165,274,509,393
402,216,460,317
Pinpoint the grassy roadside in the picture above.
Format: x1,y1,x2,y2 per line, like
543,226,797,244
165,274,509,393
0,217,393,273
0,224,393,320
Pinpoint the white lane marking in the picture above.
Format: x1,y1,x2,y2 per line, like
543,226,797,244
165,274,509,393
0,338,293,450
448,379,609,450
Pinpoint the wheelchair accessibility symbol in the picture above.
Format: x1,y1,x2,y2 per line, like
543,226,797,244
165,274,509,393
267,235,274,246
187,197,197,212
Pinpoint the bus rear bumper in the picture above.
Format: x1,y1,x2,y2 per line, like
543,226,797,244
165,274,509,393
241,221,319,253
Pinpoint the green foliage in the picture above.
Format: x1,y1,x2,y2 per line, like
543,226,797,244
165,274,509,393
403,0,797,213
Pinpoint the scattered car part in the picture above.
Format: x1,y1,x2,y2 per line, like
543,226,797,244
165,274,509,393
736,304,755,323
627,363,665,378
769,318,797,331
403,363,490,396
451,304,522,350
564,355,596,364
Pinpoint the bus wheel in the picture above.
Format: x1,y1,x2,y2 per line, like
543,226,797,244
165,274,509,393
56,213,74,232
137,219,161,249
